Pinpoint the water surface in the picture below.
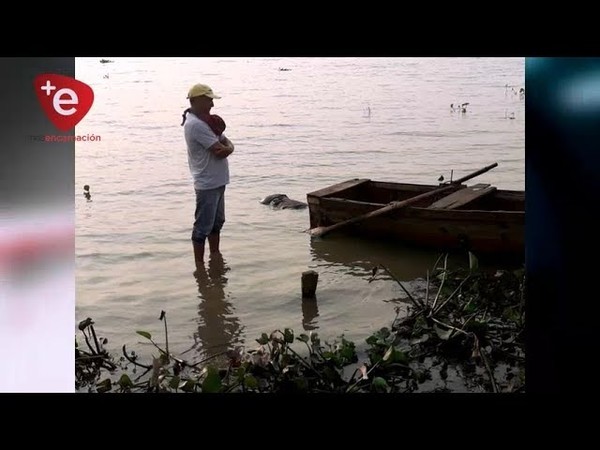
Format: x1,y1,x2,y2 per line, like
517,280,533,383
75,57,524,363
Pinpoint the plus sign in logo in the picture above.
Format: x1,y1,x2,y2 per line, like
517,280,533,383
34,74,94,132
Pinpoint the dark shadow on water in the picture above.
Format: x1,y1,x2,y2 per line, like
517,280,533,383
192,253,244,364
301,297,319,331
309,234,523,281
310,235,448,281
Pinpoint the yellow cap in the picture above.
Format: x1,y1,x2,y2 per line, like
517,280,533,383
187,83,221,99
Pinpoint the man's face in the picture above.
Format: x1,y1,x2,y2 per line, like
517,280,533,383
192,95,214,112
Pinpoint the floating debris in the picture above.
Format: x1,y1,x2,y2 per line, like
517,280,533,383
84,185,92,201
451,102,469,113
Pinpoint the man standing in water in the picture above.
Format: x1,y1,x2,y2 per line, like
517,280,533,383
182,83,235,268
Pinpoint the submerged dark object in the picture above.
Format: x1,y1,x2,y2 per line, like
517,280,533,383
260,194,307,210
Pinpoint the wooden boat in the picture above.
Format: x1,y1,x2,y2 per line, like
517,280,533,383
306,178,524,259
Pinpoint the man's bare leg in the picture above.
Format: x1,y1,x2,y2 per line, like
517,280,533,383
208,232,220,254
193,241,205,269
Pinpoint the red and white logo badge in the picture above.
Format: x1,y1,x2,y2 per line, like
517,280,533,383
34,74,94,132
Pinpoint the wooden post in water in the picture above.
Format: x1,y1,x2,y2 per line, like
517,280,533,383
302,270,319,298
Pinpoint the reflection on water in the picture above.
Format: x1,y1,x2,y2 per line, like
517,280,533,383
309,233,519,282
193,253,244,364
301,298,319,331
309,234,447,282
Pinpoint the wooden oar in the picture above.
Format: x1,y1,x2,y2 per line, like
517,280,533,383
308,162,498,238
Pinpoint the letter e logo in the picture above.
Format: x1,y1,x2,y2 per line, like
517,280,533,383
34,74,94,132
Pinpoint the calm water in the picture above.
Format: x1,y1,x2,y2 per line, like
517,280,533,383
75,57,524,365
